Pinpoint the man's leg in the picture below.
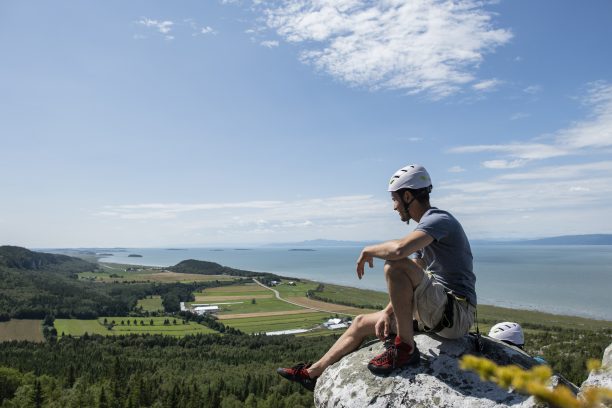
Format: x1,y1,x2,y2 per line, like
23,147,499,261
307,311,385,377
384,259,424,347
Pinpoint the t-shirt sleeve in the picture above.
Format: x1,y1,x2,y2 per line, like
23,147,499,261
415,212,452,242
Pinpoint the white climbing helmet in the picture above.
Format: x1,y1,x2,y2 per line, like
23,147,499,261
388,164,432,192
488,322,524,347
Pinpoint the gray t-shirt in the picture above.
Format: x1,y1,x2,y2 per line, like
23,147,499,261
414,208,477,305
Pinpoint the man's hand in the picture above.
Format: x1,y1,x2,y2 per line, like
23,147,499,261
356,249,374,279
374,313,392,341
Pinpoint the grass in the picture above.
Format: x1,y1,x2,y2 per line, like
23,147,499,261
0,319,45,342
219,312,335,334
196,297,304,315
274,280,320,297
80,263,237,283
312,283,389,308
137,295,164,312
476,304,612,332
55,317,218,337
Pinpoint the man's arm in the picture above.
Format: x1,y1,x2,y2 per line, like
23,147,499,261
356,230,433,279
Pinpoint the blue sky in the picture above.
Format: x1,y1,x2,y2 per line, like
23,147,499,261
1,0,611,247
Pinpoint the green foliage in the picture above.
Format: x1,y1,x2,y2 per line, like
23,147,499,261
170,259,299,283
0,334,338,408
523,327,612,385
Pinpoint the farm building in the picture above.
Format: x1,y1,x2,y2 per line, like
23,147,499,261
323,318,350,330
192,305,220,315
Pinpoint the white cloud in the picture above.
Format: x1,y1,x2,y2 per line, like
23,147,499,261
260,40,279,48
138,18,174,39
473,78,502,91
522,85,541,94
510,112,530,121
482,159,528,169
97,195,388,224
450,82,612,169
261,0,511,98
201,26,216,35
451,143,569,160
448,165,465,173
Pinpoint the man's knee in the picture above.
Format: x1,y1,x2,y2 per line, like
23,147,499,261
384,259,423,287
351,313,377,335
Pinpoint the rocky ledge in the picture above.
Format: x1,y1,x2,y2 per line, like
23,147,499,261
315,333,583,408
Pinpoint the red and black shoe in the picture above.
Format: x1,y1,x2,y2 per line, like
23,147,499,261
276,362,317,391
367,337,420,374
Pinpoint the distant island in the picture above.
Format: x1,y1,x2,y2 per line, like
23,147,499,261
267,235,612,247
97,253,113,256
474,234,612,246
128,254,143,258
289,248,316,251
165,248,187,251
264,239,376,248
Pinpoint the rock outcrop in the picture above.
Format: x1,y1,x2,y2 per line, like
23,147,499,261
579,343,612,395
315,333,578,408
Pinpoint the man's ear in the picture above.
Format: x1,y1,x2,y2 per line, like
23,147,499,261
403,190,412,202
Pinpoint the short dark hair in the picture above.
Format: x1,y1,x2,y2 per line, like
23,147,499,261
396,187,431,205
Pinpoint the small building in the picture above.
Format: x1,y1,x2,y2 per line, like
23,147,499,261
323,318,350,330
192,305,219,315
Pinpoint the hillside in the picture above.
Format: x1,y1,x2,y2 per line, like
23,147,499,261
0,246,151,320
170,259,299,281
0,245,95,273
517,234,612,245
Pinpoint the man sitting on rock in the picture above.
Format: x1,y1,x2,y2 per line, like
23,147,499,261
277,164,477,391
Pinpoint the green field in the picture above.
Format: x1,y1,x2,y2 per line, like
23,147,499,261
0,319,45,342
137,295,164,312
191,298,302,315
477,304,612,332
80,263,237,283
309,282,389,308
220,312,333,333
55,317,218,337
274,280,320,297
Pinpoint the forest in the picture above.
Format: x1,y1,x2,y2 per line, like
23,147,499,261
0,246,610,407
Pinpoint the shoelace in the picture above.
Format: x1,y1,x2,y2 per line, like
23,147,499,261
290,362,311,376
371,345,398,368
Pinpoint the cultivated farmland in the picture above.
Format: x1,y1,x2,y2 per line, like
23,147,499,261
55,316,218,337
0,319,44,342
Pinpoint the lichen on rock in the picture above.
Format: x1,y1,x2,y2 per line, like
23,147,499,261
314,333,578,408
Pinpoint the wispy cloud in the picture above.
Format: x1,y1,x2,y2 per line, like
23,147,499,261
260,40,279,48
138,18,174,40
482,159,528,169
450,81,612,168
259,0,511,98
473,78,502,92
522,84,542,94
137,18,217,40
439,82,612,238
448,165,466,173
96,195,388,224
510,112,530,121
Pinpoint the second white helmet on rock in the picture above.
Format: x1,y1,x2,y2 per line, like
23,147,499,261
488,322,525,346
388,164,432,192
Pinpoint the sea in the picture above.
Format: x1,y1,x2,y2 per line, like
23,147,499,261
94,245,612,321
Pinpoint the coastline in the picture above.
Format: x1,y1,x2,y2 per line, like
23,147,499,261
96,258,612,325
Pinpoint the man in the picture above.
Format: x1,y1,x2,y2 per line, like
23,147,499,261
277,164,477,391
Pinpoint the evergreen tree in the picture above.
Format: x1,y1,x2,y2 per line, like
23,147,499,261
32,379,43,408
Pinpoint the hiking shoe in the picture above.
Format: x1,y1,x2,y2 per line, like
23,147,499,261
383,332,397,349
367,338,420,374
276,362,317,391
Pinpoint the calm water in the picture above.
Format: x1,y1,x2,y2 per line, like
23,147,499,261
95,245,612,320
